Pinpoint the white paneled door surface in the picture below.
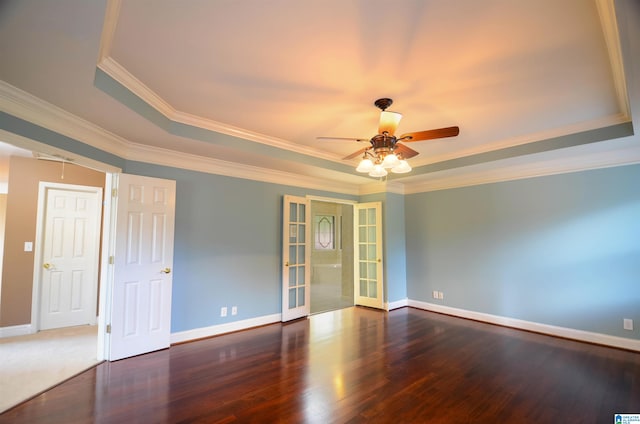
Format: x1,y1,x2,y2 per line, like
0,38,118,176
354,202,384,309
39,184,103,330
282,195,310,322
109,174,176,361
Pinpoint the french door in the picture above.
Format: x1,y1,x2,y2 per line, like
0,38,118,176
354,202,384,309
281,195,311,321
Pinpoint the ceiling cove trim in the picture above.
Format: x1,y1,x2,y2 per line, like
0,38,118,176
92,68,356,175
125,142,360,195
410,113,630,168
96,57,342,164
403,144,640,194
97,0,343,163
0,80,130,158
596,0,630,119
98,0,632,170
0,81,359,195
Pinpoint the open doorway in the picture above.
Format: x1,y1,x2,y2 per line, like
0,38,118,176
310,200,354,314
0,145,109,412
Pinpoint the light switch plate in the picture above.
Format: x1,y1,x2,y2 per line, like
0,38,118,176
24,242,33,252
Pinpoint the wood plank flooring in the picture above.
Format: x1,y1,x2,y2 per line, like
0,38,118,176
1,307,639,423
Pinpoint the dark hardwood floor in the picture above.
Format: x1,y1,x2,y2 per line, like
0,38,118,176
2,307,639,423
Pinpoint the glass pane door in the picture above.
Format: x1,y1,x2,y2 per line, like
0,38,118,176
282,195,311,321
354,202,384,309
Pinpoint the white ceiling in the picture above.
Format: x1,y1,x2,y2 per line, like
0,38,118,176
0,0,638,193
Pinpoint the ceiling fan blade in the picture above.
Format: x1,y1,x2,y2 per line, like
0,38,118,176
342,148,368,160
317,136,370,142
393,143,420,159
399,126,459,142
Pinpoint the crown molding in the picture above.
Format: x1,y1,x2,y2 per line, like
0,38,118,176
411,113,630,168
97,0,122,64
125,141,360,195
596,0,630,119
96,57,342,164
0,80,130,158
403,141,640,194
0,129,122,174
0,80,360,194
97,0,343,163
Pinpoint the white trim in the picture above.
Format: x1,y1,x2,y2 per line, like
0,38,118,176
403,143,640,194
170,313,282,344
306,195,357,204
408,300,640,352
125,141,360,195
596,0,630,119
0,80,130,159
0,324,34,338
387,298,408,311
0,81,361,195
97,172,118,361
97,57,343,164
410,113,631,168
96,0,122,64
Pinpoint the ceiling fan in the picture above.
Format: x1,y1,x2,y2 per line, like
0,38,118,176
318,98,459,177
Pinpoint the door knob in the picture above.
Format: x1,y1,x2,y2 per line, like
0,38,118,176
43,263,52,270
161,267,171,274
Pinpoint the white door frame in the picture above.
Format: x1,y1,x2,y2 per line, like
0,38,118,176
97,172,117,360
31,182,103,332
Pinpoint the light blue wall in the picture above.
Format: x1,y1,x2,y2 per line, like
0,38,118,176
405,164,640,340
3,111,638,340
124,161,357,332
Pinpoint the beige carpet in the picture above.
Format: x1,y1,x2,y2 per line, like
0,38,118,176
0,325,100,413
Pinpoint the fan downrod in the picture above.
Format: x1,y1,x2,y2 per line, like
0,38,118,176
374,98,393,111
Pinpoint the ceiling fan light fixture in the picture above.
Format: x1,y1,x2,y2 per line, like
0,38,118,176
356,158,375,173
391,159,412,174
378,111,402,136
381,153,400,168
368,164,388,178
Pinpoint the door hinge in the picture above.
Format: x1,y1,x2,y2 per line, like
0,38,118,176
112,188,117,197
109,256,114,265
106,324,111,334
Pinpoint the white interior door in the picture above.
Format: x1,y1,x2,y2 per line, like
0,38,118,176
38,183,102,330
354,202,384,309
109,174,176,361
282,195,310,321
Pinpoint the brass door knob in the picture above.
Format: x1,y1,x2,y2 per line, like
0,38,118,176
161,267,171,274
43,263,52,270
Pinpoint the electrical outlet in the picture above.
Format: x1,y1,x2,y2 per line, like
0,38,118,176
220,307,227,317
623,318,633,331
231,306,238,316
438,291,444,300
432,290,438,299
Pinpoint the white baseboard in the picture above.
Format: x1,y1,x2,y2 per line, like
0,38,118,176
170,313,282,345
408,300,640,352
387,298,408,311
0,324,34,338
